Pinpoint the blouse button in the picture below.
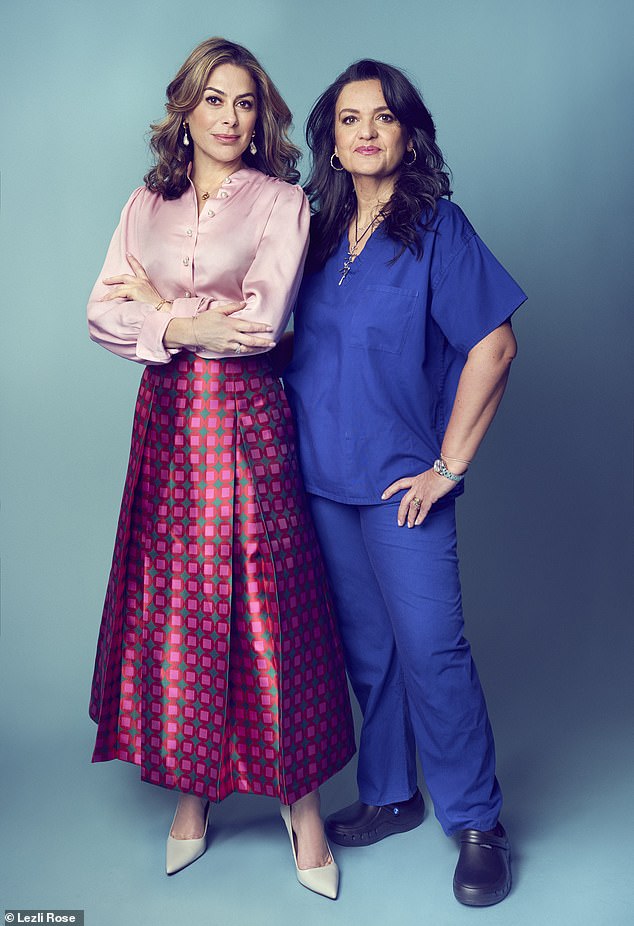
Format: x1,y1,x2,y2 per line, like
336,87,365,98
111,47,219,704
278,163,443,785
184,291,191,298
219,190,228,198
186,228,193,237
207,209,215,217
223,177,232,184
182,257,190,266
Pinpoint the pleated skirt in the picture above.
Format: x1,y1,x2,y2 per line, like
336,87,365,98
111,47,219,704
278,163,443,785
89,352,355,804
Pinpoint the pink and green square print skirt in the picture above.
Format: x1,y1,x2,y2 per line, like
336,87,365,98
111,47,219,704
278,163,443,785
89,352,355,804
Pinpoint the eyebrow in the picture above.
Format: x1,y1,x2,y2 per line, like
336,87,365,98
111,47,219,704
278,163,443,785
203,85,256,99
338,106,393,115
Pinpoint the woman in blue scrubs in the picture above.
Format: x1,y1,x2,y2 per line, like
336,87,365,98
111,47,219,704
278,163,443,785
283,59,526,907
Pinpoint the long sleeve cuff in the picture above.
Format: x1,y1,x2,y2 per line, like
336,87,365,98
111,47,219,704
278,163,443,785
136,307,178,363
170,296,209,317
136,298,209,362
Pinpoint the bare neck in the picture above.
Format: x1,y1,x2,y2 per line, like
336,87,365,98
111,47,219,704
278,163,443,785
351,174,397,227
190,156,244,195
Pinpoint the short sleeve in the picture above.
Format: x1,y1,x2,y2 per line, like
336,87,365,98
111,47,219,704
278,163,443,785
430,206,527,355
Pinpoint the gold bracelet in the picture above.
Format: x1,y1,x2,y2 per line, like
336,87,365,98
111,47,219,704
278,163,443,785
441,453,472,466
190,316,199,351
155,299,170,312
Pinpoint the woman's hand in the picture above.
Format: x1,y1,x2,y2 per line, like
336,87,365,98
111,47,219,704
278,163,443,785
190,304,276,354
101,253,276,354
382,468,456,527
102,253,162,306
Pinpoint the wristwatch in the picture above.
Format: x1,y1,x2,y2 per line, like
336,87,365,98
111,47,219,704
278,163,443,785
433,458,465,483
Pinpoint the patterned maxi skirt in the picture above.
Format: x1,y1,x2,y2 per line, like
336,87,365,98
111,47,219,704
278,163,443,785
89,353,355,804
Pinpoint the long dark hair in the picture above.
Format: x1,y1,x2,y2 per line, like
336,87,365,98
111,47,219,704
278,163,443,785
145,37,301,198
305,59,451,269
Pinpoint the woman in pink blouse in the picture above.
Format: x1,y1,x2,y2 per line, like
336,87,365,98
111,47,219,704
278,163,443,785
87,37,354,898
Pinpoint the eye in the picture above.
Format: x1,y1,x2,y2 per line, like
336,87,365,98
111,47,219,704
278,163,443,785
205,95,221,105
377,112,396,123
341,115,357,125
237,99,254,109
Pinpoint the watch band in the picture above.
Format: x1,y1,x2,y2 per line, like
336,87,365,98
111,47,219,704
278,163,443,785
433,458,465,483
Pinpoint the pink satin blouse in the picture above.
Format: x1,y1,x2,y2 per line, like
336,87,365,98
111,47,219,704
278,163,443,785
87,168,310,364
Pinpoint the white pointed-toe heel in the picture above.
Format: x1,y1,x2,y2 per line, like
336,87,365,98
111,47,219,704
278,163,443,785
280,803,339,899
166,800,210,875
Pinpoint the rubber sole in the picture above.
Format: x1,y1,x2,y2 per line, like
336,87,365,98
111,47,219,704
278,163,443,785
452,877,511,907
325,813,425,847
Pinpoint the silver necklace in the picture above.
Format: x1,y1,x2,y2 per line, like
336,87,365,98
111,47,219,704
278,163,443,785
338,211,382,285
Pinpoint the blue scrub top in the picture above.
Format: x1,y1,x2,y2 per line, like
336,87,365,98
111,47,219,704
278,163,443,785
284,198,527,505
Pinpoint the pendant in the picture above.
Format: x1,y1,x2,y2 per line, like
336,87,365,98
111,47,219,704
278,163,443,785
338,251,354,286
201,191,210,201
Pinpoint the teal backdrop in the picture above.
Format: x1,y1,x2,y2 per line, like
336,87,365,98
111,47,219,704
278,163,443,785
1,2,632,924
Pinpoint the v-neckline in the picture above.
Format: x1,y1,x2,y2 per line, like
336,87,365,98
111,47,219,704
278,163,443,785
336,225,380,286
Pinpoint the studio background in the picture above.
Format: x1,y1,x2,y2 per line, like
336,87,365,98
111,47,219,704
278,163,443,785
1,2,632,924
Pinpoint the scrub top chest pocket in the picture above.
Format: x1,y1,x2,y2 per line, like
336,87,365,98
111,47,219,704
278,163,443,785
348,284,419,354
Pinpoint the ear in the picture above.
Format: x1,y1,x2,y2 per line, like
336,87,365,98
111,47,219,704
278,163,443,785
334,145,339,156
406,139,413,151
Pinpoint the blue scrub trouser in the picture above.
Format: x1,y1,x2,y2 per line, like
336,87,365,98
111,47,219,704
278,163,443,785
309,495,502,836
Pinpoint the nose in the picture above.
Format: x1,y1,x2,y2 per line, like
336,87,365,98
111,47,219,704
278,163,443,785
221,104,238,127
358,119,378,140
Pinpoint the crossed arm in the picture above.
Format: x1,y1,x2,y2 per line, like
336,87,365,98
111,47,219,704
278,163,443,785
100,254,277,355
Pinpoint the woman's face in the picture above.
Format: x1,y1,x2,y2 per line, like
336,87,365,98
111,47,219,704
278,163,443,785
334,79,410,181
187,63,258,169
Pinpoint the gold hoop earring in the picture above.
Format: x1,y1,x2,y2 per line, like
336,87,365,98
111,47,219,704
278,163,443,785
330,152,344,171
404,148,417,165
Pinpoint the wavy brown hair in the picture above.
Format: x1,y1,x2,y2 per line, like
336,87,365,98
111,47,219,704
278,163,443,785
305,59,452,270
145,37,301,198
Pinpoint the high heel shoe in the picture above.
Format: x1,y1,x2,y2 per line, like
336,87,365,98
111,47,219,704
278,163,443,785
165,800,210,875
280,803,339,899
